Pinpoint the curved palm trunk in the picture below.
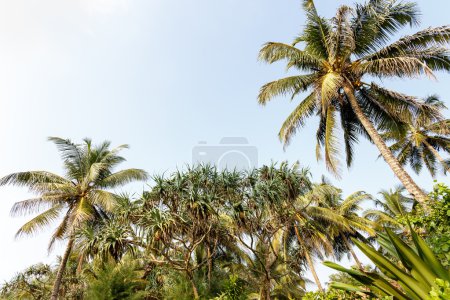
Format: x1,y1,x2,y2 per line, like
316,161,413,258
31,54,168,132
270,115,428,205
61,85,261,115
50,236,74,300
294,226,323,291
423,140,450,174
342,235,362,269
343,84,428,203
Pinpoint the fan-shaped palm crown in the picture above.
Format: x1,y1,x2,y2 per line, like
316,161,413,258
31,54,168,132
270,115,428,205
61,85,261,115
259,0,450,202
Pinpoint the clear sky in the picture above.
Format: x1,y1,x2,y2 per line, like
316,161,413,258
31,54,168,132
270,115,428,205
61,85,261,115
0,0,449,290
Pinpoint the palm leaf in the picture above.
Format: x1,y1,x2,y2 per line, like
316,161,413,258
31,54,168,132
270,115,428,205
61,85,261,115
15,205,63,238
278,93,317,147
98,169,148,188
258,75,316,105
258,42,322,71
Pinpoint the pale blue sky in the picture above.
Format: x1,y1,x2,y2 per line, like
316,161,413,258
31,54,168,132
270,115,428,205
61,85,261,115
0,0,449,290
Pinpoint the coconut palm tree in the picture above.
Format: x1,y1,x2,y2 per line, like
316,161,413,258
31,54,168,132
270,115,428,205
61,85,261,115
320,188,375,269
363,186,414,232
383,96,450,177
291,183,351,291
258,0,450,202
0,137,148,300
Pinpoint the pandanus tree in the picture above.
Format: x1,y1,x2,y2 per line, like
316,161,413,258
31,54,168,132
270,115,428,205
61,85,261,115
258,0,450,202
137,165,242,299
228,162,311,299
383,96,450,177
0,137,148,300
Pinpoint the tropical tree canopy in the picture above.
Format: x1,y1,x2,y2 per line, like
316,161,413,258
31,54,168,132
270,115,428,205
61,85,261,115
258,0,450,202
0,137,148,300
382,96,450,177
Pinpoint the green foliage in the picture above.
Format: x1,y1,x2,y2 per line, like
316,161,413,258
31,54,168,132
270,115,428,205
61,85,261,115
0,264,53,300
85,259,148,300
302,289,357,300
325,227,450,299
211,275,247,300
382,96,450,177
406,183,450,266
429,279,450,300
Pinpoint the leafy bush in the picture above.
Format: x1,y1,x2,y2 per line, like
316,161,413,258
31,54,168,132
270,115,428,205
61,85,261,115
406,183,450,266
325,227,450,299
85,259,148,300
302,289,359,300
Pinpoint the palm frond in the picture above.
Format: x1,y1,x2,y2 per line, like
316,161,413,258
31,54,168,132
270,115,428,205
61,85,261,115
10,198,62,217
0,171,71,193
98,169,148,188
370,26,450,58
259,42,322,71
299,0,331,59
48,213,71,252
340,103,363,167
329,5,354,62
324,106,341,176
258,75,316,105
89,190,119,212
320,72,342,113
352,0,420,56
278,93,317,147
354,56,435,79
15,205,63,238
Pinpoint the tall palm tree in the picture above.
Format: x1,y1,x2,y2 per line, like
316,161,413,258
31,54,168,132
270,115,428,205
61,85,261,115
383,96,450,177
0,137,148,300
258,0,450,202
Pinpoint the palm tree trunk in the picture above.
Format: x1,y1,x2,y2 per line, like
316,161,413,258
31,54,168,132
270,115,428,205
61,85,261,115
294,226,323,291
423,140,450,174
50,236,74,300
343,84,428,203
342,235,362,269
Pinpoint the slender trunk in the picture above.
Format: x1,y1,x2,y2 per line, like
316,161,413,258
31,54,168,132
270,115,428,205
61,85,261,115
343,84,428,203
259,276,271,300
207,246,212,288
342,235,362,269
50,236,74,300
187,273,199,299
294,226,323,291
423,140,450,174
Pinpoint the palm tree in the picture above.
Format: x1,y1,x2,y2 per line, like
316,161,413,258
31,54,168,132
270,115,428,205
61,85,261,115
321,189,375,269
363,186,414,232
291,183,350,291
258,0,450,202
0,137,148,300
383,96,450,177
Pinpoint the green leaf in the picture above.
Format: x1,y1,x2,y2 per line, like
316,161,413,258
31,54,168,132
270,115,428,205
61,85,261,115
353,238,430,299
